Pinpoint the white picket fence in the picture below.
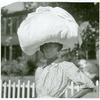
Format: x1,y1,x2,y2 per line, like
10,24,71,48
1,80,35,98
0,80,99,98
65,80,99,97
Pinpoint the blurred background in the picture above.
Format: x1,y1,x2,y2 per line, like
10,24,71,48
1,2,99,83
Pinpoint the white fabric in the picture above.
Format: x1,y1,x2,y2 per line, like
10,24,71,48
35,61,95,97
17,6,82,55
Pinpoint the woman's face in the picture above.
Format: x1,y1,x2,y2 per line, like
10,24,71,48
41,43,61,59
42,46,58,59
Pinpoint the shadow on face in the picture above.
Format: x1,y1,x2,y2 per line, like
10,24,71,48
40,42,63,59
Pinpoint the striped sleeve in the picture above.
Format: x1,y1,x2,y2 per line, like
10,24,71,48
61,61,95,88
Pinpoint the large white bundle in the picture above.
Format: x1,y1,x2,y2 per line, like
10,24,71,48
17,6,82,55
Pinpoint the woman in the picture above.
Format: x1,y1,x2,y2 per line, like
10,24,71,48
17,6,95,98
34,42,95,98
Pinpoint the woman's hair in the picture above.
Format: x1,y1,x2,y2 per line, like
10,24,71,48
40,42,63,53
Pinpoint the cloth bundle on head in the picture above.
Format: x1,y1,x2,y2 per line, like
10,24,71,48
17,6,82,55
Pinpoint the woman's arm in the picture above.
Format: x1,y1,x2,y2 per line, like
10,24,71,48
62,61,95,88
71,88,93,98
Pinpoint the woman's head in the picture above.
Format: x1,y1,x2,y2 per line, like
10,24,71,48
40,42,63,59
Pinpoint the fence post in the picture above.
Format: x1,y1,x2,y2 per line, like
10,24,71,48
76,85,80,92
27,80,30,98
32,82,35,98
8,80,11,98
3,82,7,98
22,82,25,98
65,89,68,98
17,80,21,98
12,82,16,98
0,80,2,98
70,81,74,96
96,80,99,86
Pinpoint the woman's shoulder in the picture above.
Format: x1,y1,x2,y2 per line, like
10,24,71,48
59,61,78,67
58,61,79,72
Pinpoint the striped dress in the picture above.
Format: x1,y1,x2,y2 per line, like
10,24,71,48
35,61,95,98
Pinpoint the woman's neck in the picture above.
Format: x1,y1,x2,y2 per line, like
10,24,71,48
47,56,57,65
47,56,66,65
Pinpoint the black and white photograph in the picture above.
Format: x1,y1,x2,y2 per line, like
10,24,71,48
0,1,99,98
